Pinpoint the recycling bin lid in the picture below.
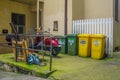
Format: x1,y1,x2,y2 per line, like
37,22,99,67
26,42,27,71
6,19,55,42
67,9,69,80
57,35,67,38
90,34,106,38
67,34,78,37
78,34,90,37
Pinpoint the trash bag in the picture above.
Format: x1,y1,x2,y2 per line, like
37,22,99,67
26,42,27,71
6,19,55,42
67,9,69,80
27,53,40,65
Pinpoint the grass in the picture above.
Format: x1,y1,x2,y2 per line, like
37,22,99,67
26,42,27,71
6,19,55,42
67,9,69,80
0,53,52,78
1,52,120,80
49,52,120,80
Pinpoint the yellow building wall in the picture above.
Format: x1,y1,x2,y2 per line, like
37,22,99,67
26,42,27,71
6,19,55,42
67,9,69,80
68,0,113,34
44,0,65,36
0,0,36,53
29,12,37,33
84,0,113,18
30,3,43,12
72,0,84,20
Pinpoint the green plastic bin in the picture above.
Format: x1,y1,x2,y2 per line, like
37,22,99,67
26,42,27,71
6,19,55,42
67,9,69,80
67,34,78,55
57,36,67,54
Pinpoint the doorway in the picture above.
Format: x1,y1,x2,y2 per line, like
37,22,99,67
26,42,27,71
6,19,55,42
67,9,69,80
11,13,25,34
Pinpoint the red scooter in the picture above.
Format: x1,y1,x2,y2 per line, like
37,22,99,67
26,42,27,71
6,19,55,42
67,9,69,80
33,36,61,56
6,35,61,56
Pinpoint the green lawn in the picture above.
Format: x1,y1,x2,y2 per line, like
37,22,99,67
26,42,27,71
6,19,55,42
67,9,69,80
49,52,120,80
0,52,120,80
0,53,52,78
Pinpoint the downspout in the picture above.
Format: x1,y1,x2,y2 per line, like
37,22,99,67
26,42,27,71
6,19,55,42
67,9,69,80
64,0,68,35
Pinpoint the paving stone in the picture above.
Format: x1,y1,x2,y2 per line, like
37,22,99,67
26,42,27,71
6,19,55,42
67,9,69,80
0,70,47,80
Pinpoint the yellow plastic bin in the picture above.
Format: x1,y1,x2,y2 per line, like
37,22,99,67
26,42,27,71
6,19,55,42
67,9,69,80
90,34,106,59
78,34,91,57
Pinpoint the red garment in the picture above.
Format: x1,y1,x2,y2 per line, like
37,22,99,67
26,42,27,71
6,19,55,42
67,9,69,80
34,36,40,44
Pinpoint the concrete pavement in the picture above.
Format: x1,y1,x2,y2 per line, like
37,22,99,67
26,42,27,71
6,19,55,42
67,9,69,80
0,70,47,80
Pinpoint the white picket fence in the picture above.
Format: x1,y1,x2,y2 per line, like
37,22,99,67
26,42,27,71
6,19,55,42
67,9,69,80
72,18,113,56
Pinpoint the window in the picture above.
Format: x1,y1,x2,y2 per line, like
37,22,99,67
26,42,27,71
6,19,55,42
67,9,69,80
53,21,58,31
11,13,25,34
115,0,119,21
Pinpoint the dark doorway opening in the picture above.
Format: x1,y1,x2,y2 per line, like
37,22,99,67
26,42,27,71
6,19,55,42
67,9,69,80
11,13,25,34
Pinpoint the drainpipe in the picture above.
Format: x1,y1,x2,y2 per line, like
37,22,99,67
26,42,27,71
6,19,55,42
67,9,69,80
64,0,68,35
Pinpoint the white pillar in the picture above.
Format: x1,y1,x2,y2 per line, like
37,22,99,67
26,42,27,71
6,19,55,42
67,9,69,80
37,0,40,29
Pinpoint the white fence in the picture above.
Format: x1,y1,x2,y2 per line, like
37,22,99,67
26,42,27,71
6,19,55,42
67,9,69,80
72,18,113,56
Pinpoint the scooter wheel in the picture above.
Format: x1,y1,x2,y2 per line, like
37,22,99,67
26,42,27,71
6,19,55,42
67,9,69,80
52,48,59,56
